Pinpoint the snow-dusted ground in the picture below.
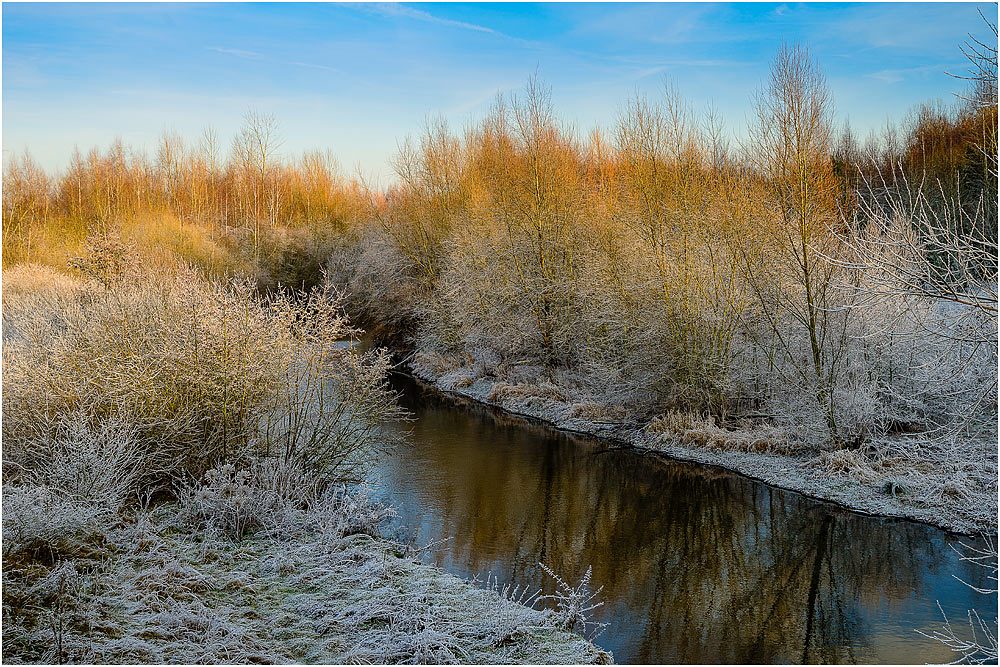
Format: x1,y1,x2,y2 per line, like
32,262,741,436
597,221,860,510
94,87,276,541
3,496,611,665
409,351,997,536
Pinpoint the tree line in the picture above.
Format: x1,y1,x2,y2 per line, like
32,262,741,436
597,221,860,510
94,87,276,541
3,39,997,451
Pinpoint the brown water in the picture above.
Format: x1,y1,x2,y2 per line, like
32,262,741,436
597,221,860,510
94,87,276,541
373,373,996,664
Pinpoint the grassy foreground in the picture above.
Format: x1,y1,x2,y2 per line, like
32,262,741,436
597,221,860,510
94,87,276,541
3,491,609,665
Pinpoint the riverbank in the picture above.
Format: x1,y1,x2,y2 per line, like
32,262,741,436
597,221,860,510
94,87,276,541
3,488,611,665
407,350,998,536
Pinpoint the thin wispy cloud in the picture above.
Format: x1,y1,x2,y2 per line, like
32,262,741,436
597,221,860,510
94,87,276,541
209,43,345,78
868,63,957,84
347,3,541,48
208,46,261,59
289,61,342,74
209,47,345,83
372,3,501,36
447,83,520,115
623,58,755,83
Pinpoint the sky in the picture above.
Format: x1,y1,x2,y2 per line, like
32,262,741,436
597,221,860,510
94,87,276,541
2,1,994,183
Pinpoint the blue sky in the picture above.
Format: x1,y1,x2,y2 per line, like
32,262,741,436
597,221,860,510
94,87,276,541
2,2,994,182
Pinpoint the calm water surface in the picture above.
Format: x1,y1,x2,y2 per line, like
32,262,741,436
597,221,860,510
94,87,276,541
372,374,996,664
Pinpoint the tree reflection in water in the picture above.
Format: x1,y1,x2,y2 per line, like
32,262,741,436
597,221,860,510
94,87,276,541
374,376,996,664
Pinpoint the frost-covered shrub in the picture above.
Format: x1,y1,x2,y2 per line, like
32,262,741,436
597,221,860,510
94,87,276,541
344,230,425,337
178,460,396,541
417,208,586,369
2,413,147,559
3,251,404,486
538,563,606,639
178,462,304,540
2,485,107,559
319,482,397,539
261,289,406,482
7,411,148,509
4,263,275,478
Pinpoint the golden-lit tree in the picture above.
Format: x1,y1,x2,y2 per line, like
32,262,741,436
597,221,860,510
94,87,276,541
745,43,845,440
461,78,584,364
232,110,282,253
374,116,466,288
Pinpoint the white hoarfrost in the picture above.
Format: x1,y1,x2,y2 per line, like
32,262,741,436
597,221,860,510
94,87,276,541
3,466,612,665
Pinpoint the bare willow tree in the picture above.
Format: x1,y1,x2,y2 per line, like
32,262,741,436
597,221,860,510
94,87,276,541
499,76,583,364
442,77,584,365
232,110,283,253
611,85,741,414
743,43,847,441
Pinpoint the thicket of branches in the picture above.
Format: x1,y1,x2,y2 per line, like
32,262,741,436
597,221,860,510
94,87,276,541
3,111,368,288
3,30,996,458
2,245,404,532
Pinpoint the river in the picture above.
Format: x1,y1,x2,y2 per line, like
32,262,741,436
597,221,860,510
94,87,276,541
371,372,996,664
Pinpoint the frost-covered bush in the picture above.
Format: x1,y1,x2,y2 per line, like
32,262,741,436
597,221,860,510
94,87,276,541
7,411,147,508
262,285,406,483
2,485,107,559
319,481,397,539
4,261,273,478
2,411,149,559
2,559,106,665
178,460,396,541
3,249,404,486
178,461,304,540
343,229,425,337
538,563,606,639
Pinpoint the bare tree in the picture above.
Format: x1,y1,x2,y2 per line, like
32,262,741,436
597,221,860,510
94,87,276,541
744,43,846,441
233,110,282,254
947,7,999,110
376,115,465,287
200,126,221,224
